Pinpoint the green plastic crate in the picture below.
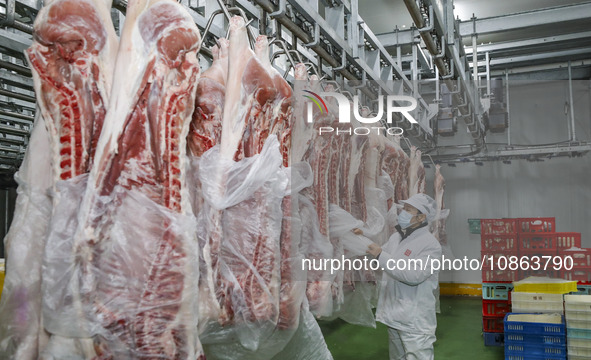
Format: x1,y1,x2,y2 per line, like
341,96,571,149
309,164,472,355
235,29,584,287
469,219,482,234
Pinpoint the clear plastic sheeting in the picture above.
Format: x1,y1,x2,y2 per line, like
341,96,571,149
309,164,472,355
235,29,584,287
91,189,202,358
0,177,52,359
197,136,289,351
41,174,204,359
270,301,333,360
0,114,53,360
42,175,93,340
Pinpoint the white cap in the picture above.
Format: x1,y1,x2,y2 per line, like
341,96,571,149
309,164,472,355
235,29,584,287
400,193,437,222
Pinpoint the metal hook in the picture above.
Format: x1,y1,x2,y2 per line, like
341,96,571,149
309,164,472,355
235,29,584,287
269,0,287,19
401,135,413,149
352,71,367,89
270,39,297,69
0,0,16,28
341,91,354,101
433,36,446,59
417,5,434,33
324,80,341,92
198,5,257,55
331,51,347,75
305,23,321,47
423,153,436,167
441,62,455,80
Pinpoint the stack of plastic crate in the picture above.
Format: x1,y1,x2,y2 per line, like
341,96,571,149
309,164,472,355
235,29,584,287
559,240,591,288
512,292,565,314
565,295,591,359
517,218,558,279
511,277,577,315
504,313,566,360
481,219,517,346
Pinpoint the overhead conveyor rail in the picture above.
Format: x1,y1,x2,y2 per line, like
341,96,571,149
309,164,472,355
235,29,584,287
0,0,589,172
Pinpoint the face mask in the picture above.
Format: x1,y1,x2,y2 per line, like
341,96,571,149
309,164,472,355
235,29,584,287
398,210,414,229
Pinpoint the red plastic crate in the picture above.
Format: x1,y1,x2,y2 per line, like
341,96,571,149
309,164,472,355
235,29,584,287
560,268,591,283
481,251,519,269
518,249,559,279
519,268,559,281
482,299,512,317
559,247,591,267
556,232,581,249
481,219,518,235
483,315,505,333
519,248,558,257
519,233,557,250
482,234,518,252
517,217,555,233
482,266,520,282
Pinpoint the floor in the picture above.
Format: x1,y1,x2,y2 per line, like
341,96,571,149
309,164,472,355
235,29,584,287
320,296,505,360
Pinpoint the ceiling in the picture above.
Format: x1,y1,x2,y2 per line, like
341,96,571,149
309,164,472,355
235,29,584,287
359,0,591,34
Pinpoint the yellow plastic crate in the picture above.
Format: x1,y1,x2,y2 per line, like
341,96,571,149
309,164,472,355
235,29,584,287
513,276,577,294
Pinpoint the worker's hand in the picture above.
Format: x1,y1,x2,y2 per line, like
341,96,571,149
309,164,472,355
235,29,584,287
367,243,382,257
352,228,364,235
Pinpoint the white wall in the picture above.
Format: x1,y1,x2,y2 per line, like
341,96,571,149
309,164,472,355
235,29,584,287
431,80,591,283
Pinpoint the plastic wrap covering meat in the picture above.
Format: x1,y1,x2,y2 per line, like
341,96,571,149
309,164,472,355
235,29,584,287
277,162,313,331
377,172,394,209
0,179,52,359
323,205,380,327
300,196,335,318
197,136,288,351
270,300,333,360
41,174,203,359
196,162,320,360
42,175,93,341
0,115,53,359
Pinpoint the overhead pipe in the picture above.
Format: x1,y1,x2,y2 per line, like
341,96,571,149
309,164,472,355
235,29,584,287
568,61,576,141
506,71,511,146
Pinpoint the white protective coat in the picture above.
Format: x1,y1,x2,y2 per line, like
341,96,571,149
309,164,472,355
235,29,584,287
375,226,442,335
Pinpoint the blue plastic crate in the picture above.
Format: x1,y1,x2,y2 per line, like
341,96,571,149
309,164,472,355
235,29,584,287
567,327,591,339
505,355,566,360
483,282,514,301
484,332,504,346
505,341,566,357
504,332,565,345
570,285,591,295
504,313,566,336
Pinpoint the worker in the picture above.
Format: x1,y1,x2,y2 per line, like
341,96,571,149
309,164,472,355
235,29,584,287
366,193,442,360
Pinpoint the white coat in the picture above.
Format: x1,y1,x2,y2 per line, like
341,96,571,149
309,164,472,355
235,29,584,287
375,224,442,335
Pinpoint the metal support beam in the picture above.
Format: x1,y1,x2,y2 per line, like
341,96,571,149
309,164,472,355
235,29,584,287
15,0,41,11
0,89,35,103
464,31,591,55
375,29,417,47
0,28,32,53
0,60,31,77
488,47,591,67
0,69,34,89
459,3,591,37
491,59,591,77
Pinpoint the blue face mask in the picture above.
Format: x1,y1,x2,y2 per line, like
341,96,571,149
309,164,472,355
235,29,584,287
398,210,414,229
